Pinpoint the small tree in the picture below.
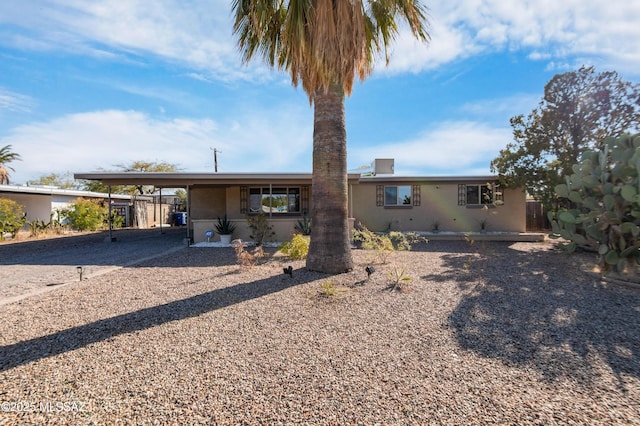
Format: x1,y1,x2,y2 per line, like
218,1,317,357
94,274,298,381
550,133,640,275
60,198,109,231
246,212,275,245
0,198,26,239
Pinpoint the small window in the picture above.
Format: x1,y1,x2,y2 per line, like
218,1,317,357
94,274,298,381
384,185,412,206
459,183,503,206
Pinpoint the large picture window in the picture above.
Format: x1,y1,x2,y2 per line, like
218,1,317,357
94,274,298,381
249,187,300,214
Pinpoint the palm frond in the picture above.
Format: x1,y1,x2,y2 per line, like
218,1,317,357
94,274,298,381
231,0,430,101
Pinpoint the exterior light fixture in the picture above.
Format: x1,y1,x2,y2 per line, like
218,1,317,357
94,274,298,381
283,266,293,278
365,266,375,279
77,266,84,281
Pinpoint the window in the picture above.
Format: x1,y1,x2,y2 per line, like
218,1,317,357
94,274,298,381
385,185,412,206
247,187,301,214
376,184,420,207
458,183,503,206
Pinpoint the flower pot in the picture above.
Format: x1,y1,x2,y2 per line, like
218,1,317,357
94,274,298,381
219,234,232,245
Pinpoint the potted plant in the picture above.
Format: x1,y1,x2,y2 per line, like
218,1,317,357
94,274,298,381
215,215,237,244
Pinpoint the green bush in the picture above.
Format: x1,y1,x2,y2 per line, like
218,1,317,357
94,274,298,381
550,133,640,275
0,198,26,239
279,234,310,260
353,225,425,264
60,198,109,231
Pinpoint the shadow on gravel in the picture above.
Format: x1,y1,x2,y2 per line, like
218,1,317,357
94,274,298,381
423,240,640,390
0,267,312,372
0,228,187,267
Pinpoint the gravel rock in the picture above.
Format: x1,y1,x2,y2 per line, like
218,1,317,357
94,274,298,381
0,234,638,424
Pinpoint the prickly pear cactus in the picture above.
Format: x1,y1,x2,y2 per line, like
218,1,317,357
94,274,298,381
549,133,640,275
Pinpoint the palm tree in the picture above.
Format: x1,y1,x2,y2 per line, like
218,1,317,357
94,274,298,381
233,0,430,273
0,145,21,184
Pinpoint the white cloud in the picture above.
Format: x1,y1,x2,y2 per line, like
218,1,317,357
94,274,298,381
459,94,541,121
2,106,314,184
2,0,639,81
381,0,640,77
349,121,511,175
0,87,34,113
0,0,256,79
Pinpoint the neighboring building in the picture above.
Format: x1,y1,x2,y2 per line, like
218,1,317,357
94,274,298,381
74,170,539,243
0,184,159,228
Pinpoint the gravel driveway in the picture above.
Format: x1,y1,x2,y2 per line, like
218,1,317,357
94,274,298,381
0,235,638,424
0,227,187,305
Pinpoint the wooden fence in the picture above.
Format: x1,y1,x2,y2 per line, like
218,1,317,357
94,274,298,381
526,200,550,231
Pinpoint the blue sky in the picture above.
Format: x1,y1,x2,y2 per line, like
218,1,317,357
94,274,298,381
1,0,639,184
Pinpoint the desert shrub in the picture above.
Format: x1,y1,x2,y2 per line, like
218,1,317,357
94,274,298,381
246,211,275,245
353,226,425,264
110,211,124,229
294,214,312,235
388,231,425,250
387,264,413,292
317,280,348,298
0,198,26,239
353,226,394,263
60,198,109,231
279,234,309,260
232,239,265,268
27,211,66,237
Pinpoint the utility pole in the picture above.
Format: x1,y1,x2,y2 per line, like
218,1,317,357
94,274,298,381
210,147,221,173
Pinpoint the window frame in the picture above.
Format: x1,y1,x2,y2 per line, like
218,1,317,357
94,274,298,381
458,183,503,207
377,184,420,208
242,185,308,216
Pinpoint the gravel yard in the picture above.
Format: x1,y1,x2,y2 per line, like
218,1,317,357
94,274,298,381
0,233,639,424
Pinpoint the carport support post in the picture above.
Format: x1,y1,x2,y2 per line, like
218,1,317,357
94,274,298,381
108,186,114,242
159,188,163,234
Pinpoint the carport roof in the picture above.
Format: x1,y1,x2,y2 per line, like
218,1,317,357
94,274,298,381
74,172,363,188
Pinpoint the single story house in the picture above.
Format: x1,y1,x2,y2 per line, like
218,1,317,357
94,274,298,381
74,169,539,243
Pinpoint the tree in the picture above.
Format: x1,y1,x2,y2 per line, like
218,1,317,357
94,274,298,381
60,198,110,231
0,198,26,239
0,145,21,185
491,66,640,209
78,161,181,195
114,160,181,195
28,172,78,189
232,0,430,273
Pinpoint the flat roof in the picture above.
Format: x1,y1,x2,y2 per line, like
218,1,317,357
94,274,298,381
358,175,498,183
74,171,499,187
74,172,363,187
0,184,148,200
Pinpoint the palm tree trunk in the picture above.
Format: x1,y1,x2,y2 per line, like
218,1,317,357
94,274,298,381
306,83,354,273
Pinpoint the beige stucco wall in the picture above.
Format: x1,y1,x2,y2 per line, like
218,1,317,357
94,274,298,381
188,179,526,243
190,187,227,220
352,181,526,233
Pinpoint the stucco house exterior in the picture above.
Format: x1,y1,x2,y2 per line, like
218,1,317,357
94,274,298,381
74,170,539,243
